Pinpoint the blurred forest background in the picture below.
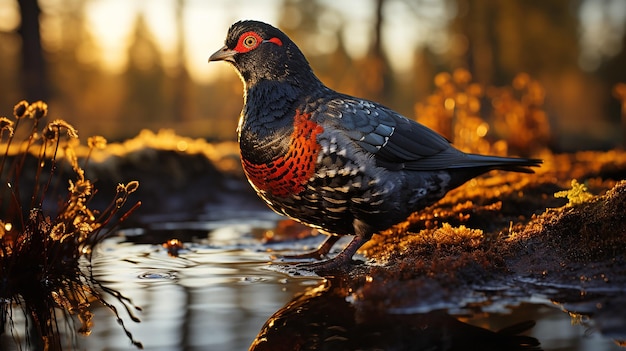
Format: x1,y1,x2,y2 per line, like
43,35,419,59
0,0,625,151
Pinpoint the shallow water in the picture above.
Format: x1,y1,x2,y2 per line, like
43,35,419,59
2,211,624,351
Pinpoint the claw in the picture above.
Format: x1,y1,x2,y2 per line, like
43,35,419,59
279,235,341,260
295,231,371,274
281,251,326,260
294,255,356,273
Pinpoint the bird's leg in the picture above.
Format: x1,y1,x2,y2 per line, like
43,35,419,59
280,235,341,260
298,219,374,273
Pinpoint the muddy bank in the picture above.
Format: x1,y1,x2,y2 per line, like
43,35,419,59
350,151,626,294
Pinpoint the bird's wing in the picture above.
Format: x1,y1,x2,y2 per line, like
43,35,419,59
322,97,470,171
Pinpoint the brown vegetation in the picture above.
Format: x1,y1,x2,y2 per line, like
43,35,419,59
0,101,142,349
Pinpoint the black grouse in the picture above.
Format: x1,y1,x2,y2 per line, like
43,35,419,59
209,20,541,272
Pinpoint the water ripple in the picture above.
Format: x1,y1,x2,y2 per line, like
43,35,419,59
137,271,179,280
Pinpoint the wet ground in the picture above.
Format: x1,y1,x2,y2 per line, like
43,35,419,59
2,213,623,350
3,212,623,350
2,132,626,350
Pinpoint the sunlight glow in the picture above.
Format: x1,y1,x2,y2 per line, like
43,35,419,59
2,0,439,82
2,0,622,83
578,0,626,71
85,0,139,74
0,0,19,32
79,0,283,82
184,0,282,83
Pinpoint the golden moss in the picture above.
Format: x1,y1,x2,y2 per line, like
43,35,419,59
554,179,594,206
89,129,242,176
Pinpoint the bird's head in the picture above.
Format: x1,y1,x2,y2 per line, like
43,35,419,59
209,20,319,88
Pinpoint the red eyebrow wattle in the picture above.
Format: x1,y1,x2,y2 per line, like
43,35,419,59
267,37,283,46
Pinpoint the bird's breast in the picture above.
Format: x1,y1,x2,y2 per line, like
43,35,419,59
241,110,324,198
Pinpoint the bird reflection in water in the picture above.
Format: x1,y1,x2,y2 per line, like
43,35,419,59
250,278,541,351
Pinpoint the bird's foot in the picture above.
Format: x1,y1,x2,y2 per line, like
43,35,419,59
278,250,326,260
272,253,359,276
281,231,370,275
294,259,341,274
272,235,341,262
274,228,371,275
293,251,361,275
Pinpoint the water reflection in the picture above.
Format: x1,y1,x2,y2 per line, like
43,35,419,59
3,220,624,350
80,232,324,350
250,277,541,351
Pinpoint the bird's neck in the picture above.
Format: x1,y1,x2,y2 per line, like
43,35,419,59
238,79,318,164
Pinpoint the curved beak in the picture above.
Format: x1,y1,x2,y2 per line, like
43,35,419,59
209,45,236,63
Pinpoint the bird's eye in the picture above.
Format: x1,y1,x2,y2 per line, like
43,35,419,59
234,31,263,53
243,35,258,49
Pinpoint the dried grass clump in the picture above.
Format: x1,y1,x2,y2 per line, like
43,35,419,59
0,101,142,350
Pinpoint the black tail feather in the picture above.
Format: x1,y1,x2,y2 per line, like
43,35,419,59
452,154,543,174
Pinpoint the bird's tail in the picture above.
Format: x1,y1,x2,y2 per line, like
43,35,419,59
452,154,543,174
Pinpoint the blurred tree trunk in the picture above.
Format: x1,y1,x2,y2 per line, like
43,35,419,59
453,0,580,85
458,0,496,85
369,0,393,104
17,0,48,101
173,0,190,122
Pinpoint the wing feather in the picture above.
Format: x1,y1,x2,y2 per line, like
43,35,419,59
314,95,541,173
321,96,468,170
